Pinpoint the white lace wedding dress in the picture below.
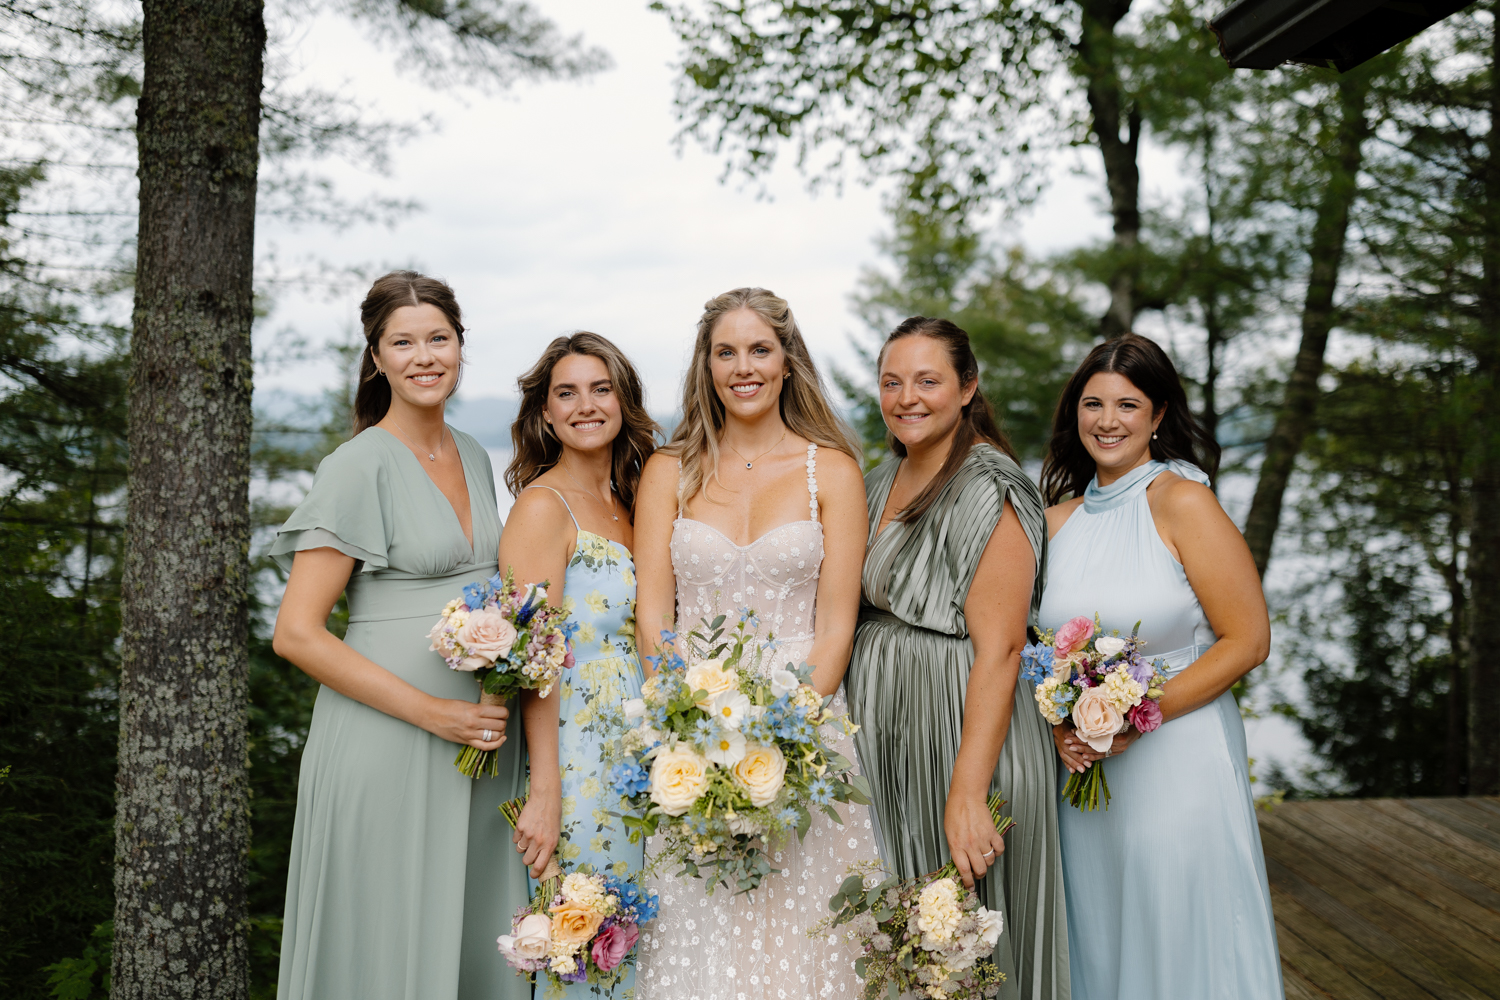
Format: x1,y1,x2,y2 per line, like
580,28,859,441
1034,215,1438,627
636,445,880,1000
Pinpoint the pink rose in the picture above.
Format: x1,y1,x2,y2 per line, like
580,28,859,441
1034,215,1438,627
590,920,639,971
454,608,518,670
1129,700,1163,734
1053,616,1096,657
1071,686,1124,753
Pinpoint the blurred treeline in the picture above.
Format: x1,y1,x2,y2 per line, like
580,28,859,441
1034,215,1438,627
0,0,1493,996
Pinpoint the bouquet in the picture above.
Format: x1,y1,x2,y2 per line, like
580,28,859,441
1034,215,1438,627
816,794,1014,1000
605,610,872,895
495,797,660,996
427,568,576,778
1022,615,1167,810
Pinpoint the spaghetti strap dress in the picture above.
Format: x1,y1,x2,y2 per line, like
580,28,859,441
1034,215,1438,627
846,442,1070,1000
1036,460,1281,1000
521,486,646,998
269,426,531,1000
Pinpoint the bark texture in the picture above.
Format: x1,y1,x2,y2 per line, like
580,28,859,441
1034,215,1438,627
1468,20,1500,796
1078,0,1141,340
1241,72,1372,578
113,2,264,996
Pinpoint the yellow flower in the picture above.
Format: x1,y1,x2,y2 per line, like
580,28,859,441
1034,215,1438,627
621,568,636,587
560,596,577,616
606,544,623,561
684,658,737,710
578,623,597,644
580,776,601,798
585,590,609,616
732,743,786,806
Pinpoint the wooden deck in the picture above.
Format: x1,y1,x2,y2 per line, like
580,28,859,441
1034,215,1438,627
1258,797,1500,999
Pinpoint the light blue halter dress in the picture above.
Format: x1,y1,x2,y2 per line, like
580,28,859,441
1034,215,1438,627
1036,460,1282,1000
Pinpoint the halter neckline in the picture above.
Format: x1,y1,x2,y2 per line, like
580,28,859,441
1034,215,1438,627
1083,459,1210,514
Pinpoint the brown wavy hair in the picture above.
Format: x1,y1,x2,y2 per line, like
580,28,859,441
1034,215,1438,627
1039,333,1220,506
504,332,660,519
877,316,1019,523
353,270,465,434
664,287,859,515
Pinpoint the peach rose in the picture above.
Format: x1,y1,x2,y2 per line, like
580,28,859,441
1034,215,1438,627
649,747,710,815
684,658,737,710
549,900,605,947
732,743,786,807
1052,616,1096,657
1071,686,1124,753
454,607,518,670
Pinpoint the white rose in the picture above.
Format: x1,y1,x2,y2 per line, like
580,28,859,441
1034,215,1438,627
1071,686,1124,753
975,906,1004,948
725,813,765,836
622,698,647,722
732,743,786,806
684,658,738,709
1093,635,1127,659
648,747,710,815
769,668,799,698
497,912,552,962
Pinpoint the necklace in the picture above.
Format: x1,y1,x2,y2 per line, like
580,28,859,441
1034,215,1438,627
726,428,787,470
562,463,619,522
388,419,444,462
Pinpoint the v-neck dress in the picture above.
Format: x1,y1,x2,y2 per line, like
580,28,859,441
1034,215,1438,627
846,443,1070,1000
270,426,531,1000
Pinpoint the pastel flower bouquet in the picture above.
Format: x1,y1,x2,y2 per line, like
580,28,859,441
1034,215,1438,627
815,795,1014,1000
427,568,576,778
1022,615,1167,810
606,610,872,895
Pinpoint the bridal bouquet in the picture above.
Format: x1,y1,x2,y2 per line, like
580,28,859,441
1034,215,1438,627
1022,615,1167,810
427,568,576,778
816,795,1013,1000
605,610,871,895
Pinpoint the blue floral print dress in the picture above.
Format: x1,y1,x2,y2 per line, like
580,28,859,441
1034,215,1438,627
524,487,645,998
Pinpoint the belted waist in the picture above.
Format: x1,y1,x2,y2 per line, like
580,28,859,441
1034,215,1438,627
1156,643,1211,677
346,567,494,625
857,607,964,641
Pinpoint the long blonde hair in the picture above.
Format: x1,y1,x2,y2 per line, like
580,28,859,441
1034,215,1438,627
664,287,858,514
505,332,660,520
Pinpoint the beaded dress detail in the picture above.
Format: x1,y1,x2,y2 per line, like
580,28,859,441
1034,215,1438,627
636,444,879,1000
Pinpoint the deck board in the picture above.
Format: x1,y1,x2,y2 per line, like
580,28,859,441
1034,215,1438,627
1261,798,1500,1000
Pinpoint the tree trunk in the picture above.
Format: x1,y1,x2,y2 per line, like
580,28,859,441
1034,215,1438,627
1078,0,1140,339
113,2,263,996
1241,70,1372,578
1467,18,1500,797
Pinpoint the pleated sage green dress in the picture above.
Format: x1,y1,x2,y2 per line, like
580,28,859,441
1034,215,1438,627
270,426,531,1000
846,442,1070,1000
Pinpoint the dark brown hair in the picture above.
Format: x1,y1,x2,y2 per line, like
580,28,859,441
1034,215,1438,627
1039,333,1220,505
878,317,1019,523
353,270,466,434
504,332,660,519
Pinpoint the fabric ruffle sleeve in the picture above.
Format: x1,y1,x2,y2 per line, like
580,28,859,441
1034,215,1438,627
269,436,393,574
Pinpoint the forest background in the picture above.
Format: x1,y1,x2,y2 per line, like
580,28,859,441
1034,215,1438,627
1,0,1491,997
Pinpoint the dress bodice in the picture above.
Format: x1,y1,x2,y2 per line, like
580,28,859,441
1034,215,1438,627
670,443,823,655
558,530,637,664
1037,460,1217,672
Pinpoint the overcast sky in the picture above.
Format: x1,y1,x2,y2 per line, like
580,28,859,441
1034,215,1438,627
253,0,1112,409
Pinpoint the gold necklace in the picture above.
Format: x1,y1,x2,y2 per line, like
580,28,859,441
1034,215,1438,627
562,463,619,522
388,419,444,462
725,428,787,470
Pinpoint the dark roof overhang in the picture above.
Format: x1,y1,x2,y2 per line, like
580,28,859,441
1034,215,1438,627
1208,0,1474,72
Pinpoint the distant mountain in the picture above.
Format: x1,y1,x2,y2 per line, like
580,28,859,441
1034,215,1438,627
447,396,522,448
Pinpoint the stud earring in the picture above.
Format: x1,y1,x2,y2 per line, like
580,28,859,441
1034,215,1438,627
1152,432,1158,440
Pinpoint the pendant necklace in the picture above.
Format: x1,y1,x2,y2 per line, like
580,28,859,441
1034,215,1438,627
563,464,619,522
727,428,787,470
388,419,443,462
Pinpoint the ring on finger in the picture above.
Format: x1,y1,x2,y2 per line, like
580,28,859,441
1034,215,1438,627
981,849,995,858
482,728,494,742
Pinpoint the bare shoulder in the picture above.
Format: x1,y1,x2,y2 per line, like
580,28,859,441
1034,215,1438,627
812,447,865,499
1152,474,1225,523
641,450,680,486
1044,496,1085,539
504,482,574,535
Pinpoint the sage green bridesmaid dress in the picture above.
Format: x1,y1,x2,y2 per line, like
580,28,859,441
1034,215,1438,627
846,442,1070,1000
270,426,531,1000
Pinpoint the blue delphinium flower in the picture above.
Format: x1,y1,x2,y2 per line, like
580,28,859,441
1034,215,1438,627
648,705,670,729
776,807,799,826
1020,642,1054,686
462,580,488,609
1052,686,1076,707
559,618,580,640
609,761,650,798
808,776,834,806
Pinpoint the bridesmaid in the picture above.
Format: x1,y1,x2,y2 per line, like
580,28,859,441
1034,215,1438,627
847,317,1069,999
1038,333,1280,999
270,271,530,1000
497,333,658,992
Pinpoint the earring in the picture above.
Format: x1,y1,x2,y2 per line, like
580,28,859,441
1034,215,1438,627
783,372,791,380
1152,432,1158,440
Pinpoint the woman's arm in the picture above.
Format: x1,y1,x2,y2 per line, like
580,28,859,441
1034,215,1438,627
947,498,1035,889
272,548,509,749
497,488,576,878
806,451,868,695
633,452,681,673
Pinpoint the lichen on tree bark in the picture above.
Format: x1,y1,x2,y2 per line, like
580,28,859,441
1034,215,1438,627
113,2,264,997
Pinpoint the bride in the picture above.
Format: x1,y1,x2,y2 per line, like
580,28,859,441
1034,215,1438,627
631,287,880,999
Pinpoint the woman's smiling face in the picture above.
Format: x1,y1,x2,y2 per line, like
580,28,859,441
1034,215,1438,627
375,303,461,410
708,307,787,422
878,334,974,454
544,352,621,454
1076,371,1163,477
